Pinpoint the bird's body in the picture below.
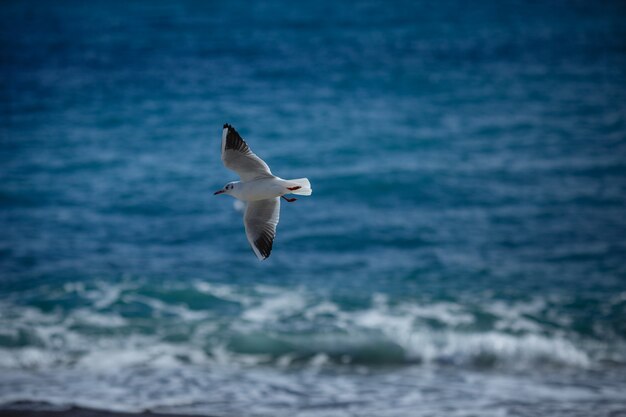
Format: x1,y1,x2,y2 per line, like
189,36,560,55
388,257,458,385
225,177,309,202
214,124,312,260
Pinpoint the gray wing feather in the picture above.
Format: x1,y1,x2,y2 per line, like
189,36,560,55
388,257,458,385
244,198,280,260
222,124,273,181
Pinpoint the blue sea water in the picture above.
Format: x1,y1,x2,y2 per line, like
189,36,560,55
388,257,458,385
1,0,626,416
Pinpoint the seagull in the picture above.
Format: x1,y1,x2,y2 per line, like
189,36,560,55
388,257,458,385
214,124,312,260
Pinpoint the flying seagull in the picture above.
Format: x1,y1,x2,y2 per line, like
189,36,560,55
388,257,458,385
214,124,312,260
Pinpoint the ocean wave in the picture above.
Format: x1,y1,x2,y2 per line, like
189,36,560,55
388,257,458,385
0,283,623,372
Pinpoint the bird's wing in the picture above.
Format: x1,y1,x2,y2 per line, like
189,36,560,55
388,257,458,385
244,198,280,260
222,124,273,182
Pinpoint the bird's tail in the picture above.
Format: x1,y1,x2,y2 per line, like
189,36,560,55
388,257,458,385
287,178,312,195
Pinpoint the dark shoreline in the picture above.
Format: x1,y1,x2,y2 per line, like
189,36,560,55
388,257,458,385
0,406,219,417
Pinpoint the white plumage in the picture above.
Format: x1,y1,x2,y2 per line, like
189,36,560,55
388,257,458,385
214,124,312,260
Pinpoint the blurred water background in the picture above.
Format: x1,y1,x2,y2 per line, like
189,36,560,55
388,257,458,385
1,1,626,416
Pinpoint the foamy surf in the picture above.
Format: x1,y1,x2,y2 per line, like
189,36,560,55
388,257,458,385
1,282,625,416
0,282,622,372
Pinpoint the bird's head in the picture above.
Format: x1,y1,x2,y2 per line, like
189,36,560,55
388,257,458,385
214,182,236,196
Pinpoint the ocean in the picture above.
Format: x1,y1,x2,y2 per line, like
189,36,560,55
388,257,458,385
1,1,626,416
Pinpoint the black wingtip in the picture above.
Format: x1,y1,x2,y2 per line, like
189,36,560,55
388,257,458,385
254,234,273,260
223,124,248,152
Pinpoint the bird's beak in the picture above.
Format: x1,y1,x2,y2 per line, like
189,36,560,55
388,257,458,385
213,189,225,195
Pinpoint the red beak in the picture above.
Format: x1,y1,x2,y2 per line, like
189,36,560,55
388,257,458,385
214,190,225,195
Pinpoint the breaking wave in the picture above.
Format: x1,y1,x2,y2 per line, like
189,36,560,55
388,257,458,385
1,281,625,415
0,281,622,372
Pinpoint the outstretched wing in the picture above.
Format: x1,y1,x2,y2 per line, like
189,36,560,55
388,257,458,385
222,124,273,181
244,198,280,260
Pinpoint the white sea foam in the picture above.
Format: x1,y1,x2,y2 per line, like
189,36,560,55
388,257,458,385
0,319,621,416
121,293,210,321
241,291,307,323
1,364,625,417
0,283,622,375
193,281,256,306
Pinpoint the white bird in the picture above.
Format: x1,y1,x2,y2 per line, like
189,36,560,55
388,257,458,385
214,124,312,260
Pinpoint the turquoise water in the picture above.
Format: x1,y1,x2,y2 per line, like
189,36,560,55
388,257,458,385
1,1,626,415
